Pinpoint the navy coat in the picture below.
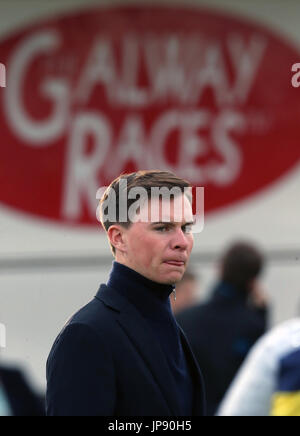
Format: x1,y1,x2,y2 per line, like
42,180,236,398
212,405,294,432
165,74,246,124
46,284,206,416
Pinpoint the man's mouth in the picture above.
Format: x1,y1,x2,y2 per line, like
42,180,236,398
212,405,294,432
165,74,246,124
164,261,185,266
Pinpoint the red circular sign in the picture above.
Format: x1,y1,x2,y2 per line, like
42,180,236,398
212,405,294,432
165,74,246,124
0,6,300,226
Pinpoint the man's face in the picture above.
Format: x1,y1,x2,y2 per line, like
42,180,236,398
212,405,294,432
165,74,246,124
116,194,194,284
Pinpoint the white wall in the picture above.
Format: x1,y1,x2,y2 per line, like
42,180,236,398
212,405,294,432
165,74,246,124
0,0,300,390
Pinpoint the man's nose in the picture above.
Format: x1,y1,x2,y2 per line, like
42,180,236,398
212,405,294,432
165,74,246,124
171,228,189,250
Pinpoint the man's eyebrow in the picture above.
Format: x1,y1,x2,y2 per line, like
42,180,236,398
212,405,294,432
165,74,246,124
151,220,195,226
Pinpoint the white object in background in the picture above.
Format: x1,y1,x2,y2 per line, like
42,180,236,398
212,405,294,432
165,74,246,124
217,318,300,416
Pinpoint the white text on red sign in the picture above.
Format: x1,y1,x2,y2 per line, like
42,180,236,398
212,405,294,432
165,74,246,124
291,63,300,88
0,63,5,87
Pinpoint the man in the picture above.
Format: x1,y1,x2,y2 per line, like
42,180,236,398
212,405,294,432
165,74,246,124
46,170,206,416
176,241,269,416
218,318,300,416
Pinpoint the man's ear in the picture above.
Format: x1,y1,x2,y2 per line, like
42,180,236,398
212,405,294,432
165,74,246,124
107,225,127,254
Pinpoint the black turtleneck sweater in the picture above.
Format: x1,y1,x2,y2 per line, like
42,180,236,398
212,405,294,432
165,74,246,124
107,261,194,416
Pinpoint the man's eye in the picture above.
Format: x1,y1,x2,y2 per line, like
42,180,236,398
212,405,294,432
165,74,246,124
183,225,193,233
155,226,169,232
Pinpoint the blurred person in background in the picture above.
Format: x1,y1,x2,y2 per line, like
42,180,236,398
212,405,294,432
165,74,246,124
218,318,300,416
176,241,269,416
46,170,205,416
171,268,199,315
0,364,45,416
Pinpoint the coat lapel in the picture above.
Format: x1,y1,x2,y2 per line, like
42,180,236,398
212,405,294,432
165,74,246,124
96,284,182,416
178,325,206,416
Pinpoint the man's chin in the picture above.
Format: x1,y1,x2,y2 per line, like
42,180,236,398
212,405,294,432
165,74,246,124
171,275,184,284
161,272,185,285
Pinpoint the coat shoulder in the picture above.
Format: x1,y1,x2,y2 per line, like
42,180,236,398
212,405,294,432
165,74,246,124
66,296,116,338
